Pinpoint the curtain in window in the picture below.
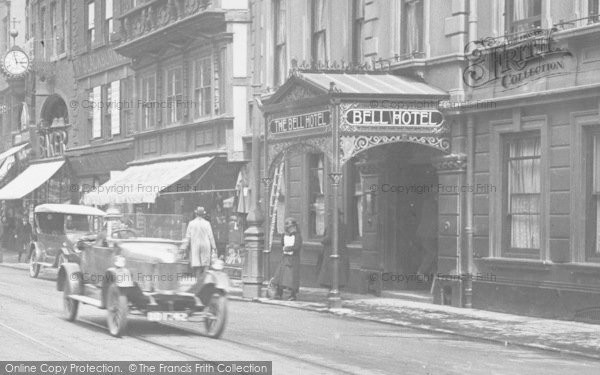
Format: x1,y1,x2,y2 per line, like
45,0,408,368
313,0,326,31
508,137,541,249
513,0,527,21
275,0,286,45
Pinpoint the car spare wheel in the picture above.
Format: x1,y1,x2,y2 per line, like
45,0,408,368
29,251,40,278
106,283,129,337
204,293,227,339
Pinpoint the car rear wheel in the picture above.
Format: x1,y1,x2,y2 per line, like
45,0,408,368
106,283,129,337
204,293,227,339
29,251,40,278
63,280,80,322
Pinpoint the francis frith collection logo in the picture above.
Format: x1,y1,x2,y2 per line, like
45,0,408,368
463,28,572,90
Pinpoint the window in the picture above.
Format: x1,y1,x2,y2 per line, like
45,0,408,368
308,153,326,237
121,77,133,135
40,6,46,59
273,0,286,87
105,0,113,43
87,1,95,47
586,133,600,262
194,59,212,118
505,0,541,34
590,0,600,23
503,134,541,258
141,75,156,130
59,0,66,53
311,0,327,63
104,84,111,137
91,86,101,138
50,2,57,56
401,0,424,57
349,160,363,240
352,0,364,64
166,67,183,124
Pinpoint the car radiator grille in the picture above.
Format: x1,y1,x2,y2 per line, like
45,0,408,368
153,262,191,291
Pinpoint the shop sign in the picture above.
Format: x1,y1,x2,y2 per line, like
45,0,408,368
269,110,330,135
39,128,68,158
463,28,572,89
344,108,444,127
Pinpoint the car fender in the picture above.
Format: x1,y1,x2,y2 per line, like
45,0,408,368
57,263,83,292
31,242,44,260
203,270,230,292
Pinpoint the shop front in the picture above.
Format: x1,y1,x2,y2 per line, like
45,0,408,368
81,154,244,262
260,70,467,305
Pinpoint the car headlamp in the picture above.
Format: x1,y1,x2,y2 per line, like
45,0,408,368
114,255,126,268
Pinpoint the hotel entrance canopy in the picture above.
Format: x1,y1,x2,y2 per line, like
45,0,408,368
261,70,450,176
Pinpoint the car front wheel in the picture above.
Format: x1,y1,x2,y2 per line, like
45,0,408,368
204,293,227,339
106,283,129,337
29,251,40,278
63,279,80,322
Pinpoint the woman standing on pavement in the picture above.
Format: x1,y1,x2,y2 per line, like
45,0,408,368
272,218,302,301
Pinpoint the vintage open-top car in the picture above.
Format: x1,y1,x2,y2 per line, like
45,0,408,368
29,204,106,278
56,234,229,338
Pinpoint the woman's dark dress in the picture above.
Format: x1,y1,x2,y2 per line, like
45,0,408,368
272,232,302,292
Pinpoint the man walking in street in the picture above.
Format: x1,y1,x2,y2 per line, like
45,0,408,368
180,206,217,279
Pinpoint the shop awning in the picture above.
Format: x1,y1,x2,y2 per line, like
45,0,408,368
0,143,29,165
0,159,65,200
82,156,214,206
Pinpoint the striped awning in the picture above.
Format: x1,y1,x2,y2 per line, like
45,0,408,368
300,73,447,96
0,159,65,200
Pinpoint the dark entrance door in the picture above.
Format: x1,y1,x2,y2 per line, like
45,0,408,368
383,163,438,290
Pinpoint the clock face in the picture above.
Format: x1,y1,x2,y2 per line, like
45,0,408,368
3,50,30,76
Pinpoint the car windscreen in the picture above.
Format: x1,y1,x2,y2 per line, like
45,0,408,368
118,242,180,259
65,214,92,232
37,213,65,234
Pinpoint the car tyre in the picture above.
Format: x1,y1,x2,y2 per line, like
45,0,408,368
63,277,80,322
106,283,129,337
29,251,40,278
204,293,227,339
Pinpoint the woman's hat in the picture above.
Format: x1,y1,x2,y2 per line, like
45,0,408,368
284,217,297,227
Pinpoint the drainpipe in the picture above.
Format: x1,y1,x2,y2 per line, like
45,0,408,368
463,0,478,309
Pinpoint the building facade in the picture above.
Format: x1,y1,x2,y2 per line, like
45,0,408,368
251,0,600,321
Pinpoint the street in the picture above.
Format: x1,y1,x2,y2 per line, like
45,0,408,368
0,266,598,375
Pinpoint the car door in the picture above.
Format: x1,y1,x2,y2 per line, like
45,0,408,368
81,238,116,286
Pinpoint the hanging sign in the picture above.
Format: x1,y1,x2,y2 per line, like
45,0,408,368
344,108,444,127
269,110,330,135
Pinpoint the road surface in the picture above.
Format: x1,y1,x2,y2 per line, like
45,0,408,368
0,266,599,374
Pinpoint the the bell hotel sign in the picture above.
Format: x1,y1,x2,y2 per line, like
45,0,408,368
269,110,330,135
345,108,444,127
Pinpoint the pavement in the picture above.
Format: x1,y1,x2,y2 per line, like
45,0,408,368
3,254,600,363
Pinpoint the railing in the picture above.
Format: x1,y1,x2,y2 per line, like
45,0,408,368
119,0,212,43
554,14,600,31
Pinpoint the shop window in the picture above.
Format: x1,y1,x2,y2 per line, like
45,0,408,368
194,58,212,119
585,133,600,262
352,0,364,64
273,0,286,87
311,0,327,64
141,75,156,130
401,0,424,58
87,1,95,47
502,133,541,258
308,153,326,237
505,0,541,34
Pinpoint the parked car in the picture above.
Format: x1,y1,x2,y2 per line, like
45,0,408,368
56,236,229,338
29,204,106,278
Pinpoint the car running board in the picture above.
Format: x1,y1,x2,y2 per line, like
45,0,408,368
68,295,103,307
